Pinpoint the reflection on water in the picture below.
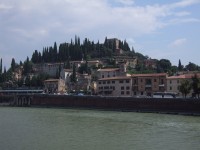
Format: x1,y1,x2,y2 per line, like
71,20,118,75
0,107,200,150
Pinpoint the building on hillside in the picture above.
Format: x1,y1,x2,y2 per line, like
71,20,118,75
97,76,132,97
34,63,64,77
167,73,200,98
70,61,84,70
68,73,91,92
87,60,101,68
44,79,65,94
60,69,73,82
69,60,101,70
143,59,157,70
114,56,138,69
12,66,23,81
132,73,167,97
96,63,127,79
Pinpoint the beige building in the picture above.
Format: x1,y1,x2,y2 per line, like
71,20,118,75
97,64,127,79
34,63,64,77
132,73,167,97
44,79,65,94
70,60,101,70
167,73,200,97
114,56,138,69
97,76,132,97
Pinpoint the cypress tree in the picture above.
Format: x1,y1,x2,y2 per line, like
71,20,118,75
0,58,2,74
11,58,16,71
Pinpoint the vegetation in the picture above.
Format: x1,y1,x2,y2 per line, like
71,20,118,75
1,36,200,90
191,74,200,98
179,80,191,98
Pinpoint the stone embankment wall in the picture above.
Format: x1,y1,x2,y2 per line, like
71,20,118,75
0,95,14,106
31,95,200,114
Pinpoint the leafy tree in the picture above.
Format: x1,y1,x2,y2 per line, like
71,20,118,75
191,74,200,98
185,62,197,71
158,59,172,73
179,80,191,98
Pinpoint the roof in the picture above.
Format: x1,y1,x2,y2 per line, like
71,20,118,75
97,68,120,72
98,76,131,81
63,69,73,72
132,73,167,77
167,74,200,79
44,79,60,82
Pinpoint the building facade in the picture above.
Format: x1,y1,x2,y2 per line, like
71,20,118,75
44,79,65,94
132,73,167,97
97,76,132,97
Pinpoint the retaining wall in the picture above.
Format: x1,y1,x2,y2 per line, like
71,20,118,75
31,95,200,114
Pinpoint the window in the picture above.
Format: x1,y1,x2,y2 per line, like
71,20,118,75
126,91,130,95
113,86,115,90
119,80,123,83
121,91,124,95
107,81,110,84
141,92,143,95
107,75,110,77
121,86,124,90
102,75,104,78
112,81,115,84
98,81,101,84
154,79,157,82
126,86,130,90
103,81,106,84
170,86,172,90
141,79,143,82
126,80,129,83
177,80,179,84
170,80,172,84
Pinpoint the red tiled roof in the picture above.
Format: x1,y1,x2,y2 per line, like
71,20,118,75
167,74,200,79
132,73,167,77
98,76,131,81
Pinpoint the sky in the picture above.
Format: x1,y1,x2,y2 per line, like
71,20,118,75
0,0,200,69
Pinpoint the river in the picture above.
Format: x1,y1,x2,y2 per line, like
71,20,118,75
0,107,200,150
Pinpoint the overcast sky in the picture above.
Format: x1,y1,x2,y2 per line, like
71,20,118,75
0,0,200,69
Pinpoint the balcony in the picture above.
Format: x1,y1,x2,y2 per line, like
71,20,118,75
145,84,152,88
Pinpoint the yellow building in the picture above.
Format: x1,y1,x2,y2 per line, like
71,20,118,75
44,79,65,94
97,76,132,97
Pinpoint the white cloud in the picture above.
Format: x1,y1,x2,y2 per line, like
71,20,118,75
117,0,135,6
0,0,200,68
170,38,187,47
172,0,200,8
0,4,12,10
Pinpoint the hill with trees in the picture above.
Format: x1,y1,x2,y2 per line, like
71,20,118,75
0,36,200,88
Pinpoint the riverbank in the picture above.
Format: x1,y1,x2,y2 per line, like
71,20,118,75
1,94,200,116
31,94,200,116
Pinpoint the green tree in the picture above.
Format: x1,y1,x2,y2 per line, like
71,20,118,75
158,59,172,73
0,58,2,74
191,74,200,98
179,80,191,98
178,59,183,71
11,58,16,71
70,63,77,83
185,62,197,71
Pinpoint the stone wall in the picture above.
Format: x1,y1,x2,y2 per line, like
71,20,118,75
31,95,200,114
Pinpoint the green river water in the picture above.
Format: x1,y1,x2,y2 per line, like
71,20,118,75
0,107,200,150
